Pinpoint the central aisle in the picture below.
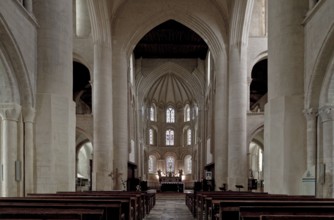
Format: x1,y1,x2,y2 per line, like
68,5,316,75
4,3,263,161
145,193,194,219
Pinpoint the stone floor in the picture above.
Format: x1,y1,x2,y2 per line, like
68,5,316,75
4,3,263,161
144,192,195,220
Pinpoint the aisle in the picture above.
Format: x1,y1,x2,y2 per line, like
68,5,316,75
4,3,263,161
145,192,194,220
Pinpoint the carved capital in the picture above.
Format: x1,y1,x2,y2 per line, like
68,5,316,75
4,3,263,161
22,106,36,123
318,105,334,122
0,103,22,121
303,108,317,121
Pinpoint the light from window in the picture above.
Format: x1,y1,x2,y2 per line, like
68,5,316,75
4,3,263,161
148,155,155,173
130,54,134,85
184,106,191,122
166,156,175,173
150,106,155,121
184,155,192,174
166,107,175,123
207,51,211,86
187,129,192,145
166,129,174,146
259,148,263,172
149,129,154,145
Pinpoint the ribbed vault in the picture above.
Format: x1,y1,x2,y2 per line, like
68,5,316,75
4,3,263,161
146,73,195,108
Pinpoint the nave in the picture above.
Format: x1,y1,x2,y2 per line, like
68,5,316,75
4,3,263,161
145,193,193,220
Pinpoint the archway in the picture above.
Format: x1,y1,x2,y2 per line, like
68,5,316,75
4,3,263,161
73,61,91,114
76,141,93,191
250,59,268,112
248,129,264,192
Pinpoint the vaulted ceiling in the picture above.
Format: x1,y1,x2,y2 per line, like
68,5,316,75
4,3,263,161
134,20,208,59
146,73,195,108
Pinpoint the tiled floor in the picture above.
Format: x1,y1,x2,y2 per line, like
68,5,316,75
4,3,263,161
144,192,194,220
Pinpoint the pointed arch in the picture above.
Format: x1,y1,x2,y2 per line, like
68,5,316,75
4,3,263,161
112,2,227,63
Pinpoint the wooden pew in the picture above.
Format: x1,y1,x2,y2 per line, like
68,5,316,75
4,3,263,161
0,197,125,220
206,194,317,220
29,190,156,220
0,207,103,220
192,191,272,219
55,191,153,219
240,206,334,220
260,215,334,220
218,200,334,220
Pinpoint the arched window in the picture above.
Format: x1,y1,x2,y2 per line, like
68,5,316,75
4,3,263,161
129,53,134,85
166,156,175,173
249,142,264,180
187,129,192,145
149,128,154,145
150,105,156,121
184,155,192,174
148,155,156,173
184,105,191,122
166,129,174,146
207,51,211,86
166,107,175,123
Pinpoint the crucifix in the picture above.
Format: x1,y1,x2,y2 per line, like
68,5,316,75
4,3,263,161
108,168,123,189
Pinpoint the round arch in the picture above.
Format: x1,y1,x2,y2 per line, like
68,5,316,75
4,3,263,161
0,17,34,107
306,24,334,108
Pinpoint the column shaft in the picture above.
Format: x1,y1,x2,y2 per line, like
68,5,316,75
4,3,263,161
214,53,228,189
228,46,248,190
0,104,22,197
304,109,317,169
266,0,308,194
22,107,35,195
92,43,113,190
34,0,75,193
112,54,128,190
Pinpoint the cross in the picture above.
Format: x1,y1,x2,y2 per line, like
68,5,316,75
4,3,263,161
108,168,123,188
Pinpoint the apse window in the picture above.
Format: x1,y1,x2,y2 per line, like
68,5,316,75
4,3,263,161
149,128,154,145
184,105,191,122
166,107,175,123
150,105,156,121
187,129,192,145
166,129,174,146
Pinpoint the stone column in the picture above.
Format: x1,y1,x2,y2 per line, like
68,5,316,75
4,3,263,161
304,108,317,170
92,42,113,191
0,104,22,197
112,53,129,190
317,106,334,197
265,0,308,194
34,0,75,193
228,45,248,190
214,52,228,190
22,107,35,195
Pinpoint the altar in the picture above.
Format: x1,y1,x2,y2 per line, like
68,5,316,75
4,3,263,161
157,171,183,192
160,182,184,192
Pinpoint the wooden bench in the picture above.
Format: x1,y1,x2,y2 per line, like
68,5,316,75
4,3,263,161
239,206,334,220
29,190,156,220
55,191,152,219
192,191,273,219
0,207,104,220
218,200,334,220
260,215,334,220
0,197,125,220
206,194,319,220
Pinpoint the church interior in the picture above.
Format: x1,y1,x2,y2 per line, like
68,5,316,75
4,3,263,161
1,0,334,208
